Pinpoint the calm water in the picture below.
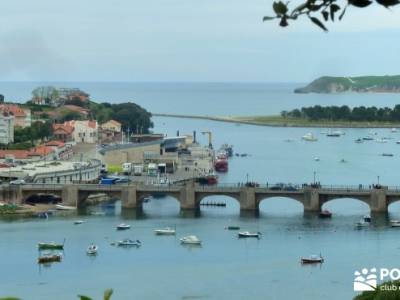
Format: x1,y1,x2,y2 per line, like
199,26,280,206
2,83,400,299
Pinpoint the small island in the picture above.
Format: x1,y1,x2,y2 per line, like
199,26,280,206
294,75,400,94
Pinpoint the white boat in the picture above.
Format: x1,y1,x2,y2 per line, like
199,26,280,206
180,235,202,245
154,227,176,235
390,220,400,227
301,254,324,264
55,204,76,211
355,220,370,228
116,223,131,230
117,239,141,247
314,157,320,161
363,215,371,222
302,133,318,142
74,220,85,225
86,244,98,255
238,231,261,238
396,141,400,144
392,128,398,132
376,138,387,143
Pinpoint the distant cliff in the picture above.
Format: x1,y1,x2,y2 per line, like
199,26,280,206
294,75,400,94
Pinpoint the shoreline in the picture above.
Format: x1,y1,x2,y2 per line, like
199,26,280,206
153,113,400,128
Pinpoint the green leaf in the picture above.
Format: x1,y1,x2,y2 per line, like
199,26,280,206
348,0,372,8
322,11,329,21
330,4,340,21
279,16,289,27
77,296,93,300
263,16,276,21
376,0,400,7
104,289,113,300
309,16,328,31
339,6,347,20
273,1,288,16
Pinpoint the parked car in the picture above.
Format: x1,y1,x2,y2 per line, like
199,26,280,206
10,179,26,185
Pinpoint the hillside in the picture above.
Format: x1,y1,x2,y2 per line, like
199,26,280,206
294,75,400,93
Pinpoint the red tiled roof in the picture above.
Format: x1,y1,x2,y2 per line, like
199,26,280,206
53,123,74,135
0,150,30,159
88,120,97,129
0,104,26,117
28,145,54,157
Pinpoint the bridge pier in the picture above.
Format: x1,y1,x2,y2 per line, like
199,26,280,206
303,188,320,212
62,186,79,207
370,188,388,213
240,187,257,212
180,181,197,210
121,186,138,209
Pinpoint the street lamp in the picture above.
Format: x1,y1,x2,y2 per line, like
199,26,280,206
246,173,249,183
377,175,380,185
313,171,316,184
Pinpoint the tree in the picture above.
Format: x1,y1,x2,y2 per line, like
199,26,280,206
263,0,400,31
31,86,59,105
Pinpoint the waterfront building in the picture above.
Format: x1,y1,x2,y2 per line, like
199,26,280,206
71,120,98,143
0,113,14,144
100,120,122,133
0,159,101,184
0,104,31,128
53,123,74,142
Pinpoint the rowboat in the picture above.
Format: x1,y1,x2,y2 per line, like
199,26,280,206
180,235,202,245
38,240,65,250
116,223,131,230
86,244,98,255
154,227,176,235
319,210,332,218
38,253,62,264
301,254,324,264
55,204,76,211
117,239,141,247
390,220,400,227
238,231,261,238
225,226,240,230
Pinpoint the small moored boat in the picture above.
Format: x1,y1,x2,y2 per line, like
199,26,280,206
74,220,85,225
180,235,202,245
225,226,240,230
301,254,324,264
117,239,141,247
86,244,98,255
38,253,62,264
363,215,371,222
382,153,394,157
355,220,369,228
302,133,318,142
319,210,332,218
390,220,400,227
116,223,131,230
154,227,176,235
238,231,261,238
55,204,76,211
38,240,65,250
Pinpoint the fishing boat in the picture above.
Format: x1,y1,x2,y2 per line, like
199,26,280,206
302,133,318,142
364,215,371,222
38,240,65,250
300,254,324,264
180,235,202,245
55,204,76,211
314,157,320,161
86,244,98,255
38,253,62,264
154,227,176,235
116,223,131,230
117,239,141,247
390,220,400,227
220,144,234,157
326,131,341,137
340,159,347,163
214,159,228,173
382,153,394,157
362,136,374,141
319,210,332,218
238,231,261,238
355,138,363,143
355,220,370,228
225,225,240,230
74,220,85,225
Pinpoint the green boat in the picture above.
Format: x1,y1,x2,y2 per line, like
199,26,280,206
38,240,65,250
225,226,240,230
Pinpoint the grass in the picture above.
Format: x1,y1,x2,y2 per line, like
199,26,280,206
106,165,122,174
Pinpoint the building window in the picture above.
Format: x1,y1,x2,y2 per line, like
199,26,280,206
57,177,60,183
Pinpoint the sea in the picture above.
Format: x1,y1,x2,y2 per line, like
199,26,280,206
1,82,400,300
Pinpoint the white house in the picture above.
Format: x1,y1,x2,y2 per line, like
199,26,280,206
71,120,98,143
0,113,14,144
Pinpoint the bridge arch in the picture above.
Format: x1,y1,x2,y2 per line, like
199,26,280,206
138,192,181,217
320,197,371,214
257,195,305,216
197,195,240,215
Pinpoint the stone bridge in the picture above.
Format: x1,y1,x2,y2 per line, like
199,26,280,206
1,182,400,213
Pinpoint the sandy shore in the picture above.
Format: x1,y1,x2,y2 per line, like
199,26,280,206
153,113,400,128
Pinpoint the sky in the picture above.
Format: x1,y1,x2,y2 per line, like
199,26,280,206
0,0,400,82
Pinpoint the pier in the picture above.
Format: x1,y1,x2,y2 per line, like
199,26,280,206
1,182,400,213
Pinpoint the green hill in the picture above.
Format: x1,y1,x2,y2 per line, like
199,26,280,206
294,75,400,93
